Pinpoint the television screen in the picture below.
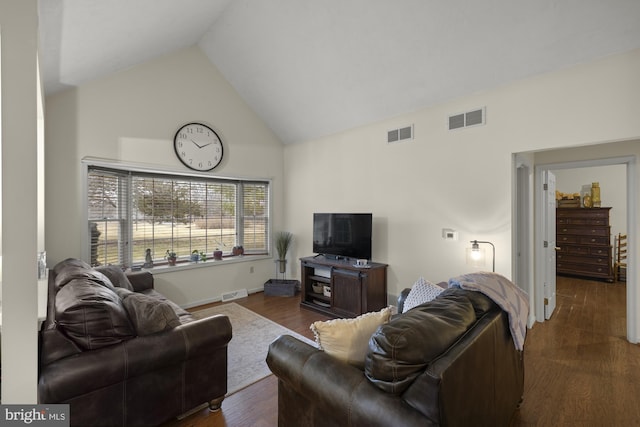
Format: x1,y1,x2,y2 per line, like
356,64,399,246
313,213,372,260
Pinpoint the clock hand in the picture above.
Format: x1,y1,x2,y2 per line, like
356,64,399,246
192,139,213,149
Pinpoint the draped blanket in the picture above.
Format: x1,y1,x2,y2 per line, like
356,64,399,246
448,272,529,351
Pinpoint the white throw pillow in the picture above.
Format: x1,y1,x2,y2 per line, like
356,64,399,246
402,277,444,313
310,306,393,369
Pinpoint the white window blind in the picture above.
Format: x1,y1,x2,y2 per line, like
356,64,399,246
87,165,270,268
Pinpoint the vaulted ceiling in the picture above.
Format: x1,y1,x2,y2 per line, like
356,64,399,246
38,0,640,144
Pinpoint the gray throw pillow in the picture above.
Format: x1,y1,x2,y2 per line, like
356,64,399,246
96,265,135,291
116,289,181,336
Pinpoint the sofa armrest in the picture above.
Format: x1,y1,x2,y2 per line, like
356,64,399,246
39,313,232,403
266,335,426,427
126,271,154,292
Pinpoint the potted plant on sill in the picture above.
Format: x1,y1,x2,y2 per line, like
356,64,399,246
191,250,200,263
275,231,293,275
165,250,177,266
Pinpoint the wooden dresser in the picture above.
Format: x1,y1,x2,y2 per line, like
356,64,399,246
556,207,613,282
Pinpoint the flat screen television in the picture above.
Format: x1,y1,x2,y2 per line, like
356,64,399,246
313,213,372,260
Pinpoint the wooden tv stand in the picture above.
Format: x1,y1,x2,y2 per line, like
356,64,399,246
299,256,388,318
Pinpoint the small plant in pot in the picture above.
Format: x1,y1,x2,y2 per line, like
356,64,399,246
165,250,177,266
275,231,293,275
191,250,200,263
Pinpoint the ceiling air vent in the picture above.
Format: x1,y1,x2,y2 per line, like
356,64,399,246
387,125,414,143
448,107,486,130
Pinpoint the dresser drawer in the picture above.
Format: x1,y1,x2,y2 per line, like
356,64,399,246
557,217,609,226
558,235,611,246
557,235,579,244
557,226,609,237
562,245,611,256
578,235,610,246
557,207,610,221
557,262,612,277
557,253,610,266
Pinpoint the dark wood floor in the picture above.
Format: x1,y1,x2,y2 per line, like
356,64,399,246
164,276,640,427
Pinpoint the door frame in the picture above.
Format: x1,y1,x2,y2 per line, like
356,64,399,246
533,156,637,343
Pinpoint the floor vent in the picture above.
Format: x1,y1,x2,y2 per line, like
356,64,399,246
448,107,486,130
387,124,414,143
221,288,248,302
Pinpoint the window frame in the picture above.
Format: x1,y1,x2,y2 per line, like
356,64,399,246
82,158,272,270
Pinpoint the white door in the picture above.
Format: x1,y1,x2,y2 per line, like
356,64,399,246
544,171,557,319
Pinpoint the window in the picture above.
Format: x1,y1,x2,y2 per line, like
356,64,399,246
86,164,270,268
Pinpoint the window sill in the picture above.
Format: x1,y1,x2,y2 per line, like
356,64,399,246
137,254,272,275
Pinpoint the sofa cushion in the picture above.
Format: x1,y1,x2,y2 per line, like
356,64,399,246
365,292,476,394
115,288,182,335
96,265,135,291
402,277,445,313
55,278,134,350
53,259,116,291
310,306,392,369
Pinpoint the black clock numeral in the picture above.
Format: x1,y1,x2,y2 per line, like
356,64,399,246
181,151,186,157
179,133,187,139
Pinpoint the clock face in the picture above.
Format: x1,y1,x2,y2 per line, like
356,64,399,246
173,123,224,171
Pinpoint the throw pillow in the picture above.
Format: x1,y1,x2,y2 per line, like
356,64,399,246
402,277,444,313
116,289,182,336
310,306,392,369
96,265,135,291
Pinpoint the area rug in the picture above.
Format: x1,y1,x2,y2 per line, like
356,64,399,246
192,302,317,396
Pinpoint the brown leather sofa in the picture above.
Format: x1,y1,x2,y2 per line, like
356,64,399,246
267,287,524,427
38,259,232,427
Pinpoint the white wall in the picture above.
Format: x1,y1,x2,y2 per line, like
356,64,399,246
45,46,285,306
1,0,42,403
284,48,640,309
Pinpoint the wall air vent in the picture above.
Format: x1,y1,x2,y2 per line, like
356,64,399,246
448,107,486,130
387,124,414,143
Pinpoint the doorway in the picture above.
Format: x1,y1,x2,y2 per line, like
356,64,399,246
516,153,637,343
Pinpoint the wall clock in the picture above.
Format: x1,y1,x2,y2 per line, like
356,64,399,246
173,122,224,171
